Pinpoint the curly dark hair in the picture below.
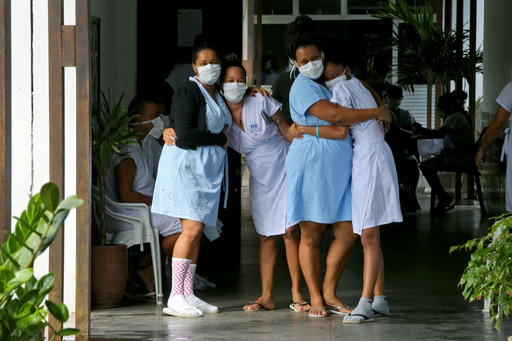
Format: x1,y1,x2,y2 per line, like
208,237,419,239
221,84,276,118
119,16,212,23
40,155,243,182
285,15,321,61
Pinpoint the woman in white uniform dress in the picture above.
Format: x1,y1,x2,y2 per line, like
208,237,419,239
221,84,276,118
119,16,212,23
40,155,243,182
476,81,512,211
220,60,309,312
152,43,231,318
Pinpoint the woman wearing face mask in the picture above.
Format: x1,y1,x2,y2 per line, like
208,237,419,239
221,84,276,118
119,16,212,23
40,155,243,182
296,48,403,323
220,59,310,312
105,96,182,300
285,15,391,318
151,42,231,318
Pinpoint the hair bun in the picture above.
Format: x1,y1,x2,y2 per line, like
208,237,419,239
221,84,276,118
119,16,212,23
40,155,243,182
290,15,316,35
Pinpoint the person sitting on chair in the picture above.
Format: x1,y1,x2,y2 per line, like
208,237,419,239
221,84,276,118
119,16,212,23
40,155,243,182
413,91,474,214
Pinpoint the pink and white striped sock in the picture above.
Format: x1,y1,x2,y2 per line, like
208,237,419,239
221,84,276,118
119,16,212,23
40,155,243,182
170,258,191,298
183,263,197,297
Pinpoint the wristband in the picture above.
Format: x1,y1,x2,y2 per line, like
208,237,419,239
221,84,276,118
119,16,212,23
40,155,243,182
316,126,320,138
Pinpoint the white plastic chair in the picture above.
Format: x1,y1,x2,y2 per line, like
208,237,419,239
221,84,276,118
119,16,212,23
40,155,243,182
92,186,164,305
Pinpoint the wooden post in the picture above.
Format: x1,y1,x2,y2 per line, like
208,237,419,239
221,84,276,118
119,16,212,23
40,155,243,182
254,0,262,86
75,0,91,339
244,0,254,85
0,0,11,245
48,0,65,338
455,0,463,94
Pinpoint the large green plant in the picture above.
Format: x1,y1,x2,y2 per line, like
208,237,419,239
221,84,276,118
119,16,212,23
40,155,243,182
92,91,138,245
450,213,512,329
366,0,483,92
0,182,83,340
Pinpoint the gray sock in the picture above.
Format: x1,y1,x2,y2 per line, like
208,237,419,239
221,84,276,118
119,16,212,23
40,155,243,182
351,297,373,317
372,295,389,315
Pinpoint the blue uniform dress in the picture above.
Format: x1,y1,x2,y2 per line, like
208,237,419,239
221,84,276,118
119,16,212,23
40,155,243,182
152,78,232,227
286,74,353,224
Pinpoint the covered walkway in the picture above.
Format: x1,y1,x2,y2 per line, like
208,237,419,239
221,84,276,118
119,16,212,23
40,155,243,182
88,178,512,340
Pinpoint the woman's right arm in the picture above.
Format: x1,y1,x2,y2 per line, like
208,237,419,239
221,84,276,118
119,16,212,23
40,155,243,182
293,122,349,140
475,105,511,169
307,99,391,126
115,158,152,206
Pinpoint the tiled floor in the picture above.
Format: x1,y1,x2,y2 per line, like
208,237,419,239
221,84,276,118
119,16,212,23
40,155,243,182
88,181,512,340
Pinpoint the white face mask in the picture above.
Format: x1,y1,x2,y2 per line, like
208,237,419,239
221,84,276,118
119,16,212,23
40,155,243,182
296,59,324,80
132,116,164,139
194,63,221,85
222,82,246,103
325,67,348,92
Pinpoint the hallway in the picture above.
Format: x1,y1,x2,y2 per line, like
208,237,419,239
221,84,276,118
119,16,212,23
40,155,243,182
89,182,512,340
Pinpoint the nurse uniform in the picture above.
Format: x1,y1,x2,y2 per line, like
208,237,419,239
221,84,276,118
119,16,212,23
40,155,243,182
152,78,232,227
331,77,403,235
229,94,294,236
286,74,353,224
497,81,512,211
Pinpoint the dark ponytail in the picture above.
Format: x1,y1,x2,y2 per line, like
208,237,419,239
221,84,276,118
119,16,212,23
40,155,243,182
285,15,320,61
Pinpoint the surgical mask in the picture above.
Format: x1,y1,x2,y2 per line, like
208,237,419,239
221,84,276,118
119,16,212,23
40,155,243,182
387,98,402,111
437,110,445,120
194,63,221,85
160,114,170,128
222,82,246,103
297,59,324,80
325,67,348,92
132,116,164,139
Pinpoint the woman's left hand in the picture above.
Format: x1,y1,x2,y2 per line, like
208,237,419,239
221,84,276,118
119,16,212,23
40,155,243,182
290,122,303,139
247,86,271,97
163,128,177,146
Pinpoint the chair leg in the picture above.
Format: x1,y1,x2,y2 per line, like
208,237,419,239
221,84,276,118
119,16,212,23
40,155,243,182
475,174,486,215
455,172,462,200
149,228,164,305
430,187,436,215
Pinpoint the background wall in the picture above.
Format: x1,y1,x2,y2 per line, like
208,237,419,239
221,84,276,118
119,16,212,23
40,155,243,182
90,0,137,108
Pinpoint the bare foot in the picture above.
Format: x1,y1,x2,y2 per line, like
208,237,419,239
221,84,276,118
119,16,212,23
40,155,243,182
309,297,327,317
291,292,310,311
322,294,351,314
243,296,275,311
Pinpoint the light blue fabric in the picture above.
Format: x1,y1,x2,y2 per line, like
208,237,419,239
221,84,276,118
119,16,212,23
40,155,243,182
152,78,231,226
285,74,353,224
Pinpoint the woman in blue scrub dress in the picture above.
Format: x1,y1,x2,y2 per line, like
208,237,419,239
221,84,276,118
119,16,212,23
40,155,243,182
152,43,231,318
285,15,391,317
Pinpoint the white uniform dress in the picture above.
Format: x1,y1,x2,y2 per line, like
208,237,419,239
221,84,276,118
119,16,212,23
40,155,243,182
331,78,403,235
152,78,232,227
105,141,182,237
496,81,512,211
229,94,295,236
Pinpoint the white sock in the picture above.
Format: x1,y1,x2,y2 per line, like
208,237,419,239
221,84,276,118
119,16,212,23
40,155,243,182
169,258,191,299
183,264,218,313
372,295,389,315
343,297,373,322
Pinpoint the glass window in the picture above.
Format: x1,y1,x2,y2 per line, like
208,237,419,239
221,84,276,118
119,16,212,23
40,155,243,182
256,0,293,15
347,0,382,15
299,0,341,15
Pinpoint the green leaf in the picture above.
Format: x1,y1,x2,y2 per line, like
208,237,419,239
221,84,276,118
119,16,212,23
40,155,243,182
45,300,69,323
56,196,84,211
40,182,60,213
57,328,81,336
4,269,33,292
36,273,54,291
0,266,15,291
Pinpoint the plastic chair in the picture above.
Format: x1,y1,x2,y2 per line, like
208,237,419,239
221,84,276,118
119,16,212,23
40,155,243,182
92,186,164,304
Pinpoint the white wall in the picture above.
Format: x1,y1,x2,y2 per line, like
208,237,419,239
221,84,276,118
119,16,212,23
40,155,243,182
90,0,137,108
483,0,512,113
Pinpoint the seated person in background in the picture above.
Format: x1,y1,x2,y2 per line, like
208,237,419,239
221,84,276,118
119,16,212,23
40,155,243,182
413,91,474,214
384,85,421,212
105,95,220,298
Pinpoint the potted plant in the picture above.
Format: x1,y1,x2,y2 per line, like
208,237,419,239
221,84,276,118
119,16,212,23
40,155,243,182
91,91,139,308
450,213,512,329
0,182,82,340
365,0,483,93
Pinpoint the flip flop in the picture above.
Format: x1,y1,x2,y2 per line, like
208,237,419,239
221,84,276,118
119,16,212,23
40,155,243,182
325,305,351,316
289,301,310,312
342,313,375,324
243,302,270,312
163,306,203,318
308,308,327,318
125,291,157,302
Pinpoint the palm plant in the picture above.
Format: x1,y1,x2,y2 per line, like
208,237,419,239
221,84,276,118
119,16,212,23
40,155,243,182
365,0,483,93
92,91,139,246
